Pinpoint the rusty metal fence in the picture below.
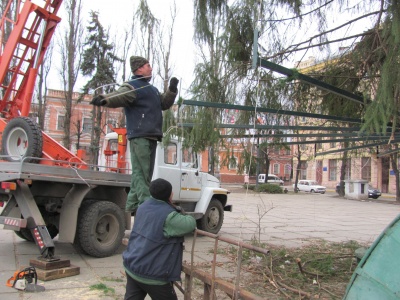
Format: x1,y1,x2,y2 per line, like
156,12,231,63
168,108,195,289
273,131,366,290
176,229,270,300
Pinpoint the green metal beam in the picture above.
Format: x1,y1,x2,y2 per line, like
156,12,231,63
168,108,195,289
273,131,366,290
219,133,396,138
377,148,400,158
182,100,362,124
279,137,391,145
314,140,400,156
258,57,365,105
179,123,362,132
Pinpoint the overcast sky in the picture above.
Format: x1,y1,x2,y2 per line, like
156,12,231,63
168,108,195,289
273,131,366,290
52,0,196,97
48,0,378,97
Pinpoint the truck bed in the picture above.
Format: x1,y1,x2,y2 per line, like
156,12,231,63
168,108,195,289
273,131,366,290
0,161,132,187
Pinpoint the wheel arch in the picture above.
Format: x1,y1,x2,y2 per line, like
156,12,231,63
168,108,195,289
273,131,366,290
58,185,129,243
194,188,228,214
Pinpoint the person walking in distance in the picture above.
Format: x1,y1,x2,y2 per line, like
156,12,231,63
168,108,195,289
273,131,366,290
123,178,196,300
90,56,179,214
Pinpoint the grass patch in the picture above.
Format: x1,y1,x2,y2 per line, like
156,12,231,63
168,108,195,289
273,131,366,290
100,276,124,283
90,283,115,296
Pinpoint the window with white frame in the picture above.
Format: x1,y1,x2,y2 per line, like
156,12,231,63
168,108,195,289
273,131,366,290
57,115,65,131
273,163,279,174
329,159,337,181
361,157,371,182
106,119,117,133
284,164,291,175
82,117,92,134
228,156,237,170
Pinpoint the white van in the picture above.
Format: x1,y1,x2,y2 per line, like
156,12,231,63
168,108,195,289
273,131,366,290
258,174,284,185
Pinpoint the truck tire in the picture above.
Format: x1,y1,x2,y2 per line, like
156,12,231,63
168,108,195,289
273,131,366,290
76,201,125,258
1,117,42,162
197,199,224,234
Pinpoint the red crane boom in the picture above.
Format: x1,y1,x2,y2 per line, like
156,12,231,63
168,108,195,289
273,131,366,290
0,0,87,168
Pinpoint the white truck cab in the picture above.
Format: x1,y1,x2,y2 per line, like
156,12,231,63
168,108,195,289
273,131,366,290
99,133,231,234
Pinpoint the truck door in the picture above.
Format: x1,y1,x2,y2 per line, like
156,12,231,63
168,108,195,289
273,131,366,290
179,147,202,201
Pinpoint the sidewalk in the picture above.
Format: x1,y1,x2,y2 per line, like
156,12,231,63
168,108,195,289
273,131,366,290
0,191,399,299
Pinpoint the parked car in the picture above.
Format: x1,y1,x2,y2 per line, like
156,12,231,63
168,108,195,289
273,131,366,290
335,182,382,199
258,174,284,185
368,186,382,199
293,180,326,194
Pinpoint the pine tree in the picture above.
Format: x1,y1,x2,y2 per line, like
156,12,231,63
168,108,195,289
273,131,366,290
81,11,121,166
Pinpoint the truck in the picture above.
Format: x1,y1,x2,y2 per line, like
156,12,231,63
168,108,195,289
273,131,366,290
0,0,230,259
257,174,284,185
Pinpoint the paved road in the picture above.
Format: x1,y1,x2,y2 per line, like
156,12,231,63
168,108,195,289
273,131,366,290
0,190,399,299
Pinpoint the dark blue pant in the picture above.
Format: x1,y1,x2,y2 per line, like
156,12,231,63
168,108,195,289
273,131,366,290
124,273,178,300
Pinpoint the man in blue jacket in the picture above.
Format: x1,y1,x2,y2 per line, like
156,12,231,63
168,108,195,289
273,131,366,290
123,178,196,300
90,56,179,214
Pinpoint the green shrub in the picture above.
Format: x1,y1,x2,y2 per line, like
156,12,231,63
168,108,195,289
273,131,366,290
243,184,255,190
255,183,283,194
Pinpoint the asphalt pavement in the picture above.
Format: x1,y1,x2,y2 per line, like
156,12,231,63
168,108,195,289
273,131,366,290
0,189,399,299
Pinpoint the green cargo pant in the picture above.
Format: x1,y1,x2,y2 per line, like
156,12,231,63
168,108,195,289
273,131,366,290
125,138,157,212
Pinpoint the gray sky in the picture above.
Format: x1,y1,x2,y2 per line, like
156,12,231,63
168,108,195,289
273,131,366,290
52,0,196,97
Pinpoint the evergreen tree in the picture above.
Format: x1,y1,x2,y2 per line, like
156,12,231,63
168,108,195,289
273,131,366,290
81,11,121,166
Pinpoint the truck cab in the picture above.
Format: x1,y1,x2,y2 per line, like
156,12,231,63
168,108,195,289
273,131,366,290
99,132,231,233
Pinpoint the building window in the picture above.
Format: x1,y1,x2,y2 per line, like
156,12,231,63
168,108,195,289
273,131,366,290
344,158,352,180
361,157,371,182
298,161,307,179
330,142,336,148
329,159,337,181
57,115,65,131
228,156,237,170
273,163,279,174
106,119,117,134
284,164,291,175
82,117,92,134
285,148,291,155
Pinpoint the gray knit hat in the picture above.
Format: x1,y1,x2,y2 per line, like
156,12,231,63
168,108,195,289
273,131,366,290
149,178,172,202
130,56,149,72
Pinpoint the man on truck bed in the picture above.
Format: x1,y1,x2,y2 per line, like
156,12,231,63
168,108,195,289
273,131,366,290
123,178,196,300
90,56,179,215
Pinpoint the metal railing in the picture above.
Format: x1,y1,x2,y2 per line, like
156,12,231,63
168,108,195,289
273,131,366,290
178,229,269,300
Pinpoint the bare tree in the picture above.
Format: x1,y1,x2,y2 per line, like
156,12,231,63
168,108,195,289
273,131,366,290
58,0,84,149
35,41,53,129
155,1,176,92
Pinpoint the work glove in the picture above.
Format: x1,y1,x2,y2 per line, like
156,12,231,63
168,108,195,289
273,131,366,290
90,95,107,106
169,77,179,93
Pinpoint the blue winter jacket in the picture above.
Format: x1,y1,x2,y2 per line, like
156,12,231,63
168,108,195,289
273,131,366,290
122,198,184,282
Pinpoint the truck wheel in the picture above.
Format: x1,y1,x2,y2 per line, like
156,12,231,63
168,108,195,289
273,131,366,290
1,117,42,162
197,199,224,234
77,201,125,258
